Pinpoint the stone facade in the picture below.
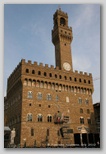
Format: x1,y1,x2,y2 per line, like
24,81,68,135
4,8,98,148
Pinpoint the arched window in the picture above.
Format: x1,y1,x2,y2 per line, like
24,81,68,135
27,91,33,98
38,71,41,75
60,17,66,26
78,97,82,104
32,70,35,74
87,118,91,124
38,114,43,122
49,73,52,77
64,76,67,80
80,117,84,124
47,93,52,100
27,113,32,121
47,115,52,122
71,87,74,92
37,92,42,100
26,69,29,73
79,78,81,82
88,80,90,84
59,75,62,79
44,72,47,76
55,74,57,78
24,79,28,86
85,99,89,105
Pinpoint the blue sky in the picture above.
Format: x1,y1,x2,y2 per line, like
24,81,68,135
4,4,100,104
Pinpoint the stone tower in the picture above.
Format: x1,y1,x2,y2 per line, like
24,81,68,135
52,8,73,71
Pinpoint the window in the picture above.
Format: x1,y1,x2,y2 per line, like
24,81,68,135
27,91,33,98
38,71,41,75
80,108,83,113
60,17,66,26
70,77,72,81
38,114,42,122
47,115,52,122
79,78,81,82
56,95,59,101
88,80,90,84
31,128,34,136
87,118,91,124
59,75,62,79
49,73,52,77
80,117,84,124
63,116,69,123
37,92,42,100
40,82,43,88
74,78,77,82
48,105,50,108
32,70,35,74
26,69,29,73
27,113,32,121
78,98,82,104
87,109,90,114
64,76,67,80
39,104,41,107
47,93,52,100
71,87,74,92
44,72,47,76
85,99,89,105
55,74,57,78
84,79,86,83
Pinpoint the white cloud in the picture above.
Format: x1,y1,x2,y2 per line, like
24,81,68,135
73,55,91,71
73,5,95,30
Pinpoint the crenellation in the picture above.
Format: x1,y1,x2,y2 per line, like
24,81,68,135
79,71,83,75
21,59,26,64
28,60,32,65
39,63,43,66
50,65,54,69
75,70,78,73
33,61,38,65
89,73,92,77
45,64,49,68
84,72,87,75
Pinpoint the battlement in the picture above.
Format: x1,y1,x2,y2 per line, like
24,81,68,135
7,58,93,94
21,59,92,77
8,59,92,82
54,8,68,19
74,70,92,77
8,61,21,80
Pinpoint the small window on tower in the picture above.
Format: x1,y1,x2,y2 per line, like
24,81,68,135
26,69,29,73
60,17,66,26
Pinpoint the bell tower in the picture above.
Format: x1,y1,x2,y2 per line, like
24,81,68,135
52,8,73,71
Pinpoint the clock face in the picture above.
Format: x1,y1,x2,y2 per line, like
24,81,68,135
63,62,71,71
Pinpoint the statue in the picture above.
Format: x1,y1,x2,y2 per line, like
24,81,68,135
10,128,16,145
